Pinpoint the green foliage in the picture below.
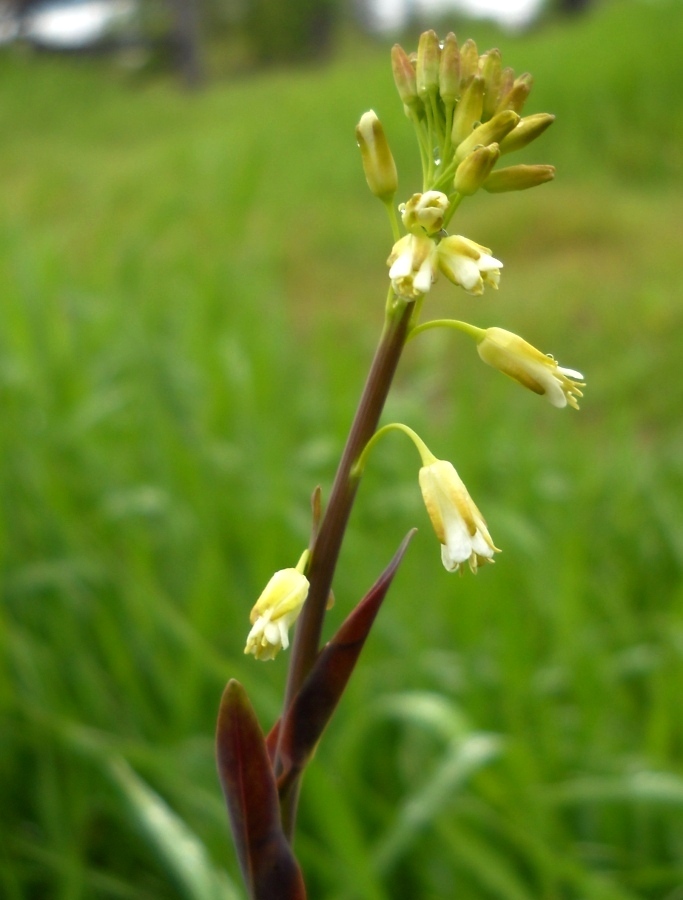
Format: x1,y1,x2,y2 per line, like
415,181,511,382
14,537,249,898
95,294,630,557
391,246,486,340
2,0,683,896
244,0,337,64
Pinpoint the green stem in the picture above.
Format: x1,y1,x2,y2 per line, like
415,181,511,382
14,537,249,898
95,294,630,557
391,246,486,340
410,111,432,190
278,292,415,837
352,422,433,478
408,317,485,343
385,200,401,243
442,191,465,230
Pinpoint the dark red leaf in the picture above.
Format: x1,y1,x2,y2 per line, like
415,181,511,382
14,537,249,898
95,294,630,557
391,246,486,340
277,530,416,787
309,485,323,547
216,680,306,900
265,717,281,765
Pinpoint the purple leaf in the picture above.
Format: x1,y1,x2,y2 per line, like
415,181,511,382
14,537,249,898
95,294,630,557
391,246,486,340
265,717,280,765
216,680,306,900
277,530,416,787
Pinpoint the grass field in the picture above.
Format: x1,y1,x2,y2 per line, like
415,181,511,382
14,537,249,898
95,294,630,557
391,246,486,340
2,0,683,897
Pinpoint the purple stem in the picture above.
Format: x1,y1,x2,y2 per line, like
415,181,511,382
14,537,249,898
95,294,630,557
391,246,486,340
277,296,413,836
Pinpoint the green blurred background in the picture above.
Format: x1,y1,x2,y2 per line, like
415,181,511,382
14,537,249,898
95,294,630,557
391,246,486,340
2,0,683,896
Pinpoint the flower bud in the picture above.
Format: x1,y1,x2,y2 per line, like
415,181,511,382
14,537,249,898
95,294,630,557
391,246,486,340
495,66,514,108
497,72,533,114
454,109,519,163
416,30,440,98
438,32,460,105
480,48,502,119
458,38,479,87
453,143,501,196
483,164,555,193
391,43,419,110
451,75,484,147
356,110,398,202
400,191,450,235
499,113,555,154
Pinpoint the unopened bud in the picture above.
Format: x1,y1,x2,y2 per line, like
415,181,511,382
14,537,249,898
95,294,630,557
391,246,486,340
483,164,555,193
417,30,440,98
454,143,501,196
499,113,555,154
497,73,533,114
458,38,479,86
391,43,419,110
496,67,514,109
400,190,450,235
451,75,484,147
480,49,502,119
454,109,519,163
439,32,460,105
356,110,398,202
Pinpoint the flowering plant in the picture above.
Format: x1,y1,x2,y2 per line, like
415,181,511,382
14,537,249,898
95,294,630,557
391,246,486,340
216,31,584,899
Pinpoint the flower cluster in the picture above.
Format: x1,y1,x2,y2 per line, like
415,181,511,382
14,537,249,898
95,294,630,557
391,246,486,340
392,30,556,199
244,32,585,661
387,227,502,299
356,34,556,304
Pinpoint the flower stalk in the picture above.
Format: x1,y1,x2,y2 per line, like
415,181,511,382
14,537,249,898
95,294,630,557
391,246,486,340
217,29,585,898
277,295,415,835
282,297,413,704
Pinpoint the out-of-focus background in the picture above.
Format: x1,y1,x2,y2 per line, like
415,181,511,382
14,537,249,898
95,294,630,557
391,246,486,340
2,0,683,897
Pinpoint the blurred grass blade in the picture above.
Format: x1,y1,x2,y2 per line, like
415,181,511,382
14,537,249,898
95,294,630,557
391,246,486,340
373,718,501,874
277,530,416,785
547,770,683,806
216,679,306,900
377,691,472,742
106,755,240,900
440,820,537,900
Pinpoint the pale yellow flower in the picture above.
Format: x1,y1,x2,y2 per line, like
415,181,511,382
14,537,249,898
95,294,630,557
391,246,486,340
387,233,437,300
437,235,502,295
244,562,309,661
419,458,499,573
477,327,584,409
388,232,502,300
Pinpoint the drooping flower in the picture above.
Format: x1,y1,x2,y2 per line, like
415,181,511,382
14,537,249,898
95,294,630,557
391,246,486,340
244,556,309,661
477,327,584,409
387,233,437,300
437,235,502,295
419,457,499,573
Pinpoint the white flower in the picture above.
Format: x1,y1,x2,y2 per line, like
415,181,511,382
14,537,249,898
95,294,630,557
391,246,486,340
400,191,450,235
476,327,585,409
388,232,502,300
387,233,437,300
244,565,309,661
418,458,499,573
436,235,502,296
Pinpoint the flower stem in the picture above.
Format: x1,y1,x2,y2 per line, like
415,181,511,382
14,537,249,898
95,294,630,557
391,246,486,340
278,292,414,836
408,318,485,343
